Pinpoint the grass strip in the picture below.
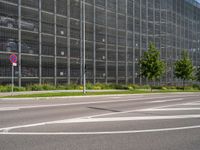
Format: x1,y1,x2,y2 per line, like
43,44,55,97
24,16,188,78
2,89,200,98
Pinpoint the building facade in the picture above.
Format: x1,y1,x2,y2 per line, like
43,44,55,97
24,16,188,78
0,0,200,86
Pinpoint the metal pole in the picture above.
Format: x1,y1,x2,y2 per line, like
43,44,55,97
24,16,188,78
11,64,14,95
82,0,86,94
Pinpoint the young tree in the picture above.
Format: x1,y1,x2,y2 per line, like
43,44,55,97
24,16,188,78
140,43,165,91
174,50,194,90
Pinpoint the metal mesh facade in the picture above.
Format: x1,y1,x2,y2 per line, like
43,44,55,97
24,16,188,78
0,0,200,86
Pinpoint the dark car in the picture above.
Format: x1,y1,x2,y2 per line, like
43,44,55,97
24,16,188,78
0,16,38,32
0,39,33,53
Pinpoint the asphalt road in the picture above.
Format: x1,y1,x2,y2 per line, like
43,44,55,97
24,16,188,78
0,93,200,150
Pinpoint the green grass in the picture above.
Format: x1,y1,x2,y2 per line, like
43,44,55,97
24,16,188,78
2,89,200,98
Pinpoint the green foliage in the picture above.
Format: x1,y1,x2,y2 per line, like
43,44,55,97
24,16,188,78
13,87,26,92
26,84,56,91
0,82,200,93
165,86,177,90
26,84,43,91
140,43,165,82
0,85,26,92
196,66,200,82
64,84,79,90
174,50,194,83
139,85,151,89
93,85,102,90
0,85,12,92
86,83,94,90
192,84,200,90
161,87,167,90
42,84,56,90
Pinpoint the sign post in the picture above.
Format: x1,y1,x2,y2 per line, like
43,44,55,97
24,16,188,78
82,0,86,94
9,54,17,95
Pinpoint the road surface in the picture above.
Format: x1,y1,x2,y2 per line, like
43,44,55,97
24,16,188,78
0,93,200,150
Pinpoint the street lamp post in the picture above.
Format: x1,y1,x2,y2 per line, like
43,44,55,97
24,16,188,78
82,0,86,94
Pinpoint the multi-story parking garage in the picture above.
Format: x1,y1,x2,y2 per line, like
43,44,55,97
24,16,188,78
0,0,200,86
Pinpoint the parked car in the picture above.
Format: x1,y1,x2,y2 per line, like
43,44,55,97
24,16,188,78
21,20,38,32
0,39,18,52
0,39,33,53
0,16,17,28
0,16,38,32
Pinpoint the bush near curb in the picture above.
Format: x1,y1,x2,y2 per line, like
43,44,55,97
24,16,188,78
192,84,200,90
0,83,200,92
0,85,26,92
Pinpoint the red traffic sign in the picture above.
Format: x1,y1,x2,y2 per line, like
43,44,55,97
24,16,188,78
9,54,17,64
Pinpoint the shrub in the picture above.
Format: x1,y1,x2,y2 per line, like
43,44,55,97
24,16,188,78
64,84,79,90
42,84,56,90
161,87,167,90
128,86,134,91
0,85,26,92
26,84,43,91
176,86,184,90
86,83,94,90
56,85,66,90
14,86,26,92
106,84,117,89
0,85,11,92
192,84,200,90
79,85,83,90
167,86,177,89
93,85,102,90
94,83,111,89
184,86,194,90
127,84,139,90
139,85,151,89
114,84,129,90
152,86,162,89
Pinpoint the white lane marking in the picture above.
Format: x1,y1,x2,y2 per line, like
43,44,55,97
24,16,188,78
109,97,122,99
85,101,194,119
0,96,189,111
148,98,183,103
0,101,189,132
55,114,200,123
139,108,200,112
1,125,200,135
181,103,200,106
0,99,199,132
0,107,20,111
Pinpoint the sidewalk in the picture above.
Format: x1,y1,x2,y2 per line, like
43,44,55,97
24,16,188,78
0,90,127,97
